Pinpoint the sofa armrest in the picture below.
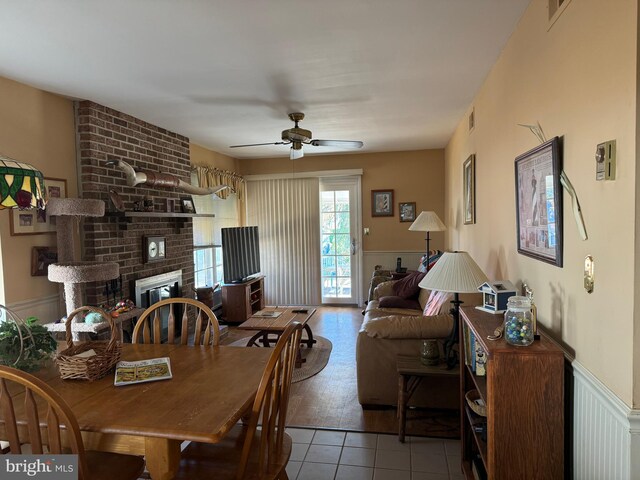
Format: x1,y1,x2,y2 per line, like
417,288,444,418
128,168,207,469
362,313,453,339
372,281,396,300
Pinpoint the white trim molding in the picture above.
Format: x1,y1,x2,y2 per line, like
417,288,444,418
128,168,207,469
572,360,640,479
5,294,61,324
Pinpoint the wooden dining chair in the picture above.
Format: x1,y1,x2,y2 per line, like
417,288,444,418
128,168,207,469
174,321,304,480
0,365,145,480
132,297,221,346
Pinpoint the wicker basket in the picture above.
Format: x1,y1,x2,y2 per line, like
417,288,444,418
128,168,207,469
465,389,487,417
56,306,121,381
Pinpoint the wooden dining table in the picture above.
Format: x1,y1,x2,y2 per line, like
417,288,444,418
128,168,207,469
9,343,271,480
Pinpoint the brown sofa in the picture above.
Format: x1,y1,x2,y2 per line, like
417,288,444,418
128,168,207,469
357,280,480,408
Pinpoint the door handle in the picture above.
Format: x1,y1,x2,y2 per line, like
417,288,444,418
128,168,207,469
351,238,356,255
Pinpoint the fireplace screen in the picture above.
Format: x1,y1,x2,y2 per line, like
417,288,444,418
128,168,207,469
134,270,183,343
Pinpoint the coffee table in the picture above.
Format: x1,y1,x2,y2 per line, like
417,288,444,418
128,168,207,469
238,306,317,366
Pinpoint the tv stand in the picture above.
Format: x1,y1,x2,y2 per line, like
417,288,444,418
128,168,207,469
221,276,265,324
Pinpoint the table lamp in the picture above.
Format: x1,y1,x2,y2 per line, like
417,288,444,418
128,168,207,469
0,155,46,209
409,211,445,271
418,251,488,368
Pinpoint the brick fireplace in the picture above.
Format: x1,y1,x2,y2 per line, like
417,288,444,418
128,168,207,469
76,101,195,307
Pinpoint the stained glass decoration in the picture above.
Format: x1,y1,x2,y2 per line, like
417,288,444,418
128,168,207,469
0,155,46,209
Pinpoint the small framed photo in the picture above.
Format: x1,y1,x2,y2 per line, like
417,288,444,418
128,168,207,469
399,202,416,222
463,155,476,225
11,177,67,235
371,190,394,217
181,197,196,214
31,246,58,276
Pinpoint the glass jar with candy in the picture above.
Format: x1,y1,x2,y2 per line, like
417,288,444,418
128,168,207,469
503,296,534,346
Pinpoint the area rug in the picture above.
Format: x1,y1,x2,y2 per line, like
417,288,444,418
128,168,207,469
228,335,332,383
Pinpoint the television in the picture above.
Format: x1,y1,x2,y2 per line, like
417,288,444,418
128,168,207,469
221,226,261,283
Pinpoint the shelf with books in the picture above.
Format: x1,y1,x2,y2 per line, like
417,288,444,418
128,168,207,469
458,306,564,480
464,405,487,467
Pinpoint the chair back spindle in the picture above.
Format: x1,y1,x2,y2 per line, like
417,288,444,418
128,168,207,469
237,322,302,479
132,298,220,346
0,367,89,477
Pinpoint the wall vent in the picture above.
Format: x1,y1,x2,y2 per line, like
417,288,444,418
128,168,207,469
468,107,475,132
548,0,573,28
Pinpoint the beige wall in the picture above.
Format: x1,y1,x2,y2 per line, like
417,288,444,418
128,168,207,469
190,143,238,171
445,0,637,405
0,76,77,304
239,150,445,252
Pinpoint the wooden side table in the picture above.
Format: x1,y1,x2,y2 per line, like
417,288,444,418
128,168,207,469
396,354,459,442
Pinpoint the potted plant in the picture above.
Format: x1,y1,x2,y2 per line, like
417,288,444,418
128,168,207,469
0,308,57,371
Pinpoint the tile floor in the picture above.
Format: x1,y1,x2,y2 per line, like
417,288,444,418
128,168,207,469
285,428,465,480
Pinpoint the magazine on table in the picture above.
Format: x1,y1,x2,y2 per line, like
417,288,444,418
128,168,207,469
114,357,172,386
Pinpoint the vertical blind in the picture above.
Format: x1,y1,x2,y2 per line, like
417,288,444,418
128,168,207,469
246,178,321,306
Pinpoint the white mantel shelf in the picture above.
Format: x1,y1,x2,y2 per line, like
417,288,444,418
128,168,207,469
105,211,214,231
105,211,215,219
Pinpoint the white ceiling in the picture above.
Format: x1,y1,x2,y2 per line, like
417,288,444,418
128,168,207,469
0,0,530,159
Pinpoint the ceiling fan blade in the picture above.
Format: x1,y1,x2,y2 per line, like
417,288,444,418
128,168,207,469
229,141,289,148
309,139,364,149
290,146,304,160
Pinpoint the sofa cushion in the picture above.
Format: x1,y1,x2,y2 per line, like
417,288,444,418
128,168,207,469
379,296,422,310
392,271,426,299
362,313,453,339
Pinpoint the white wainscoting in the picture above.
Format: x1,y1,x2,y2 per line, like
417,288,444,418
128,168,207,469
6,294,62,324
362,251,424,304
573,361,640,479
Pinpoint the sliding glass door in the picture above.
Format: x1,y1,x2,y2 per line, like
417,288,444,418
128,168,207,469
320,177,361,305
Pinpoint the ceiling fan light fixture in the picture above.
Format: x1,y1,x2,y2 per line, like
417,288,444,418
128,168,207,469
229,112,364,158
290,142,304,160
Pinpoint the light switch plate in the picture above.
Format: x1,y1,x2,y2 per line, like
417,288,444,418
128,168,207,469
364,227,370,236
584,255,594,293
596,140,616,180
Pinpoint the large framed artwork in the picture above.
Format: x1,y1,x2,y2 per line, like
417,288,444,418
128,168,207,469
463,155,475,225
10,178,67,236
371,190,394,217
515,137,563,267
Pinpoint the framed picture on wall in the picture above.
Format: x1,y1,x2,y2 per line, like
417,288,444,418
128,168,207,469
515,137,563,267
181,197,196,214
399,202,416,222
31,246,58,276
371,190,394,217
463,155,475,225
10,178,67,235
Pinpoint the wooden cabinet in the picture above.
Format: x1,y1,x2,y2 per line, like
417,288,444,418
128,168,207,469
459,306,564,480
221,276,265,324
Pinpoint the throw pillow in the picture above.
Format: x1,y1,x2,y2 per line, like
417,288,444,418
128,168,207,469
392,271,426,299
379,296,422,310
423,290,453,316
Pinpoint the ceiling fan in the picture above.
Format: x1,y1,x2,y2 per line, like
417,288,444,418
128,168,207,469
229,112,364,159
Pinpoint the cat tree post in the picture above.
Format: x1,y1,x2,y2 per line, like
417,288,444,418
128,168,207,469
47,198,119,317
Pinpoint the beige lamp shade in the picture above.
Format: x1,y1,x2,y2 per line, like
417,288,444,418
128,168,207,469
418,251,488,293
409,211,446,232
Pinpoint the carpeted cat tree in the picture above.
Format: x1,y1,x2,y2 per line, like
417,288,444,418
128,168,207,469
47,198,119,317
